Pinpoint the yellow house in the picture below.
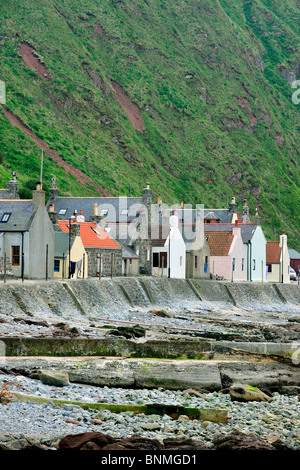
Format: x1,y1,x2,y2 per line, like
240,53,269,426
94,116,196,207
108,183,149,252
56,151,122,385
54,225,88,279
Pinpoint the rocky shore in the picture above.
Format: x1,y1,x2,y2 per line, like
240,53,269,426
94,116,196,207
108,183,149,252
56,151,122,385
0,278,299,452
0,372,299,450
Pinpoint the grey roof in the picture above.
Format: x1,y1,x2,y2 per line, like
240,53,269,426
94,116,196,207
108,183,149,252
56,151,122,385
204,209,232,223
0,200,36,231
54,232,69,257
52,197,143,223
289,249,300,259
121,246,139,259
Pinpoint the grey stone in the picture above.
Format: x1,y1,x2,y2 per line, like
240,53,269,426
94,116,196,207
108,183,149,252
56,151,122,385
38,370,70,387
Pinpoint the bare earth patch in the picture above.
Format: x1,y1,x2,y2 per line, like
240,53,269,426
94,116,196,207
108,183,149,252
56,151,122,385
111,80,145,132
19,42,52,82
94,24,104,36
3,106,111,196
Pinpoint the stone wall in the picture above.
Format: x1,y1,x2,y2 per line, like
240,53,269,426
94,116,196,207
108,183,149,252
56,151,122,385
86,248,122,277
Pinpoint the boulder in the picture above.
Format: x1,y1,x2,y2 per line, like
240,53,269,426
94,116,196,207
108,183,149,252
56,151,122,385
229,383,273,402
58,433,207,450
212,432,276,450
59,432,115,450
38,370,70,387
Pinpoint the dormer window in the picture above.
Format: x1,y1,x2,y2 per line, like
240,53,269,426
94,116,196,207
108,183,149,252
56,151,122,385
1,213,11,223
59,209,67,216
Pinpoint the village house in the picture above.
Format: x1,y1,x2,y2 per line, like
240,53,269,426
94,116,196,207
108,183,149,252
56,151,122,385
57,219,122,277
0,182,54,280
205,220,247,281
150,212,186,279
266,232,290,283
204,204,267,282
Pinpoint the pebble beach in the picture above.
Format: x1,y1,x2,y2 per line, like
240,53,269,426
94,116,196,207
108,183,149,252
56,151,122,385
0,373,299,450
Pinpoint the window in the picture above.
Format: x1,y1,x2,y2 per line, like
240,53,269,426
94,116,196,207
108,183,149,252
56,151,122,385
1,213,11,223
101,209,108,216
11,245,20,266
267,264,272,273
58,209,67,215
205,256,208,264
253,259,256,270
232,258,236,272
121,209,129,215
195,256,198,268
242,258,245,272
54,259,60,272
180,256,182,266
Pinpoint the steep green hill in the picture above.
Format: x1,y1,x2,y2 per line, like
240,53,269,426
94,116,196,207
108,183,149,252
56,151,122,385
0,0,299,248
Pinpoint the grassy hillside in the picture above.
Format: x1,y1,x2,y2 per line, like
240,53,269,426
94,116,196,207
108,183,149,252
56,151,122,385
0,0,299,248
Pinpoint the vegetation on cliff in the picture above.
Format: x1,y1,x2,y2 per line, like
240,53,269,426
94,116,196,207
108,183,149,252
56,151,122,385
0,0,299,247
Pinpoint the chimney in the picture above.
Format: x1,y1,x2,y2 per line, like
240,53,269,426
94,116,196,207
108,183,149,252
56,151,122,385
48,204,59,225
70,222,81,239
232,218,241,237
242,199,250,223
77,209,85,222
228,196,236,214
48,176,59,204
6,171,19,199
32,181,45,206
89,203,103,223
142,182,152,226
280,230,287,248
253,208,261,226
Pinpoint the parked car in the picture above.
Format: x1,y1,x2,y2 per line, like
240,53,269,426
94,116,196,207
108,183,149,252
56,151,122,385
290,267,297,281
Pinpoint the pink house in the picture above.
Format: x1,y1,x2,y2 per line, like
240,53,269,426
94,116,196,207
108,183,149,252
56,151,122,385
205,222,247,281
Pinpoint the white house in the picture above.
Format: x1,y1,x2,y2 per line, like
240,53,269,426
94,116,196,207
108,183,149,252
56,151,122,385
151,213,186,278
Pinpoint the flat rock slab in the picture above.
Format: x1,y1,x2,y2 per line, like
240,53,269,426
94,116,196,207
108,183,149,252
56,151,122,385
1,357,299,392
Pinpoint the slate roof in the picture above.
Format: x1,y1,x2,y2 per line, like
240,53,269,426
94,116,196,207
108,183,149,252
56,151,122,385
54,232,69,258
205,230,234,256
289,249,300,260
266,241,281,264
58,220,120,249
52,197,143,223
0,200,36,231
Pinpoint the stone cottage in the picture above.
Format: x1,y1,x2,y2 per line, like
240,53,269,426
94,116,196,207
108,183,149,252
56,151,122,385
0,183,54,279
58,220,122,277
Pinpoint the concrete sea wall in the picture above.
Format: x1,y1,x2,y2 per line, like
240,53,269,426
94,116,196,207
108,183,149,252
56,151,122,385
0,278,299,321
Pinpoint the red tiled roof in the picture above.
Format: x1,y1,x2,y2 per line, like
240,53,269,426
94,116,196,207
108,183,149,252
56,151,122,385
266,241,281,264
58,220,120,249
205,230,234,256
